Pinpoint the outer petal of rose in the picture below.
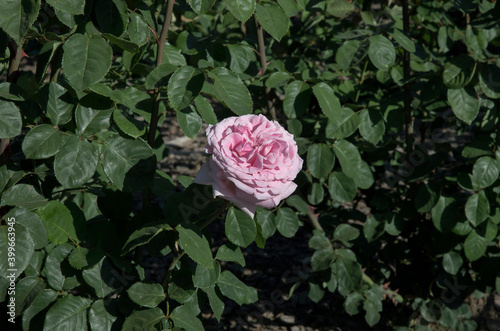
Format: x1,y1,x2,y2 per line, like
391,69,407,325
193,161,213,185
212,180,257,218
272,182,298,205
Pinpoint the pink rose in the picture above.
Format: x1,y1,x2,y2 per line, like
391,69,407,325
194,114,303,218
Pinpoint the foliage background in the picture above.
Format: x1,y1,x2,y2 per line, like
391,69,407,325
0,0,500,329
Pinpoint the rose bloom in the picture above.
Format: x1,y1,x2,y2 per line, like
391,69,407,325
194,114,303,218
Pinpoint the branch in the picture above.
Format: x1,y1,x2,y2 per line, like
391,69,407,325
402,0,413,154
254,15,276,120
148,0,175,147
7,39,26,83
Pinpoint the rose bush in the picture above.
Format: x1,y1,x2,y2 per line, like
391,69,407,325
194,114,303,218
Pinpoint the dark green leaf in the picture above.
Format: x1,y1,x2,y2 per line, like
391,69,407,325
40,82,74,126
390,29,416,52
187,0,216,14
145,63,178,90
177,106,202,138
326,0,355,18
0,223,35,279
328,172,357,204
465,191,490,227
336,40,360,70
215,243,246,267
217,270,258,305
89,299,117,331
0,0,41,44
312,83,342,122
47,0,84,14
225,207,257,247
15,276,45,316
443,56,476,89
479,64,500,99
22,289,58,331
170,304,204,331
194,95,217,125
325,108,360,139
359,108,385,145
128,12,149,47
333,224,360,243
307,144,335,179
283,81,311,118
223,0,256,22
205,286,224,322
62,34,112,91
168,66,205,111
113,109,146,138
22,125,68,159
41,243,73,290
36,201,77,244
75,104,113,137
431,196,460,233
472,156,498,188
447,87,480,124
177,225,214,269
1,184,47,209
255,208,276,239
82,258,119,298
368,35,396,72
209,67,253,115
127,282,166,308
415,182,440,213
333,249,362,294
0,100,22,138
256,3,289,41
464,230,487,261
5,207,48,249
193,260,220,288
442,251,463,275
276,207,299,238
54,135,98,188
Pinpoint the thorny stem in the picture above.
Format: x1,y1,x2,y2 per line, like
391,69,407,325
137,0,176,266
402,0,413,154
354,60,369,103
148,0,175,147
7,39,25,83
362,273,404,303
254,15,276,120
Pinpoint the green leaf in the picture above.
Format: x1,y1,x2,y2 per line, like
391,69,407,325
127,282,166,308
415,182,440,213
223,0,256,22
390,29,416,52
325,108,360,139
447,87,480,124
113,109,146,138
128,12,149,47
41,243,73,290
122,222,172,254
193,260,220,288
102,33,138,52
1,184,47,209
431,196,460,233
0,100,22,138
145,63,178,90
465,191,490,227
62,34,112,91
0,82,25,101
326,0,355,18
336,40,360,70
443,55,476,89
334,224,360,243
307,144,335,179
225,207,257,247
359,108,385,145
177,225,214,269
333,249,362,294
44,295,91,331
89,299,117,331
75,104,114,137
22,125,68,159
177,106,202,138
168,66,205,111
0,0,41,44
39,82,74,126
209,67,253,115
122,308,164,331
100,135,153,190
256,3,289,41
216,243,246,267
311,247,335,271
36,201,77,244
82,258,119,298
276,207,299,238
283,81,311,118
54,135,98,188
277,0,299,16
464,230,487,261
308,182,324,205
472,156,498,188
170,305,204,331
344,292,363,315
332,139,374,189
312,83,342,122
328,172,357,204
68,246,104,270
363,214,385,242
187,0,216,14
227,44,254,73
479,64,500,99
22,289,58,331
46,0,84,14
0,223,35,279
94,0,128,36
205,285,224,321
194,95,218,125
308,282,325,303
217,270,258,305
368,35,396,72
265,72,292,88
5,207,48,250
442,251,463,275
